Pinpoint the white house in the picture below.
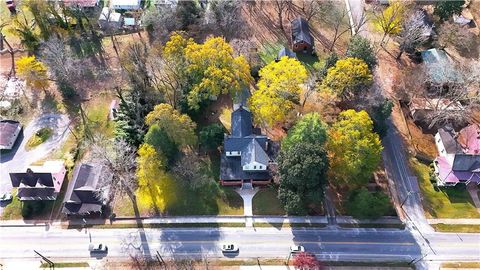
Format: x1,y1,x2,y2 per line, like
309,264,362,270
110,0,141,10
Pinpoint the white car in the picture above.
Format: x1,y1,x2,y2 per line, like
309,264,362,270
0,193,13,202
221,243,239,253
290,245,305,253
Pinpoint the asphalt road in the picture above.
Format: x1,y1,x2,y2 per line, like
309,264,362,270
0,226,478,264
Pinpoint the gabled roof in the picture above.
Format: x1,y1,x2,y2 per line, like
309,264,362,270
277,47,297,59
220,155,271,181
224,135,268,152
291,17,313,45
231,106,253,137
0,120,21,150
17,187,56,201
10,170,54,188
458,124,480,155
437,128,462,154
452,154,480,171
241,139,270,167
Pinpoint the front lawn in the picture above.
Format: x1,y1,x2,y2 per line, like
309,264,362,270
1,189,22,220
113,182,243,217
252,187,285,215
26,127,53,150
410,158,480,218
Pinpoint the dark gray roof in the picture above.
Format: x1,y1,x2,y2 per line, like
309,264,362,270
231,106,253,137
241,139,270,167
452,154,480,171
277,47,297,59
233,87,251,108
10,171,54,188
0,120,21,149
438,128,461,154
291,17,313,45
224,135,268,152
220,155,271,181
62,163,104,215
17,187,56,201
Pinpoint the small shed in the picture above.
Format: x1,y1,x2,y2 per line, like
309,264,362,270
291,17,314,52
98,7,122,29
276,46,297,62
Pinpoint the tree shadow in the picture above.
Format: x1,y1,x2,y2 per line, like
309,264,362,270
131,197,153,260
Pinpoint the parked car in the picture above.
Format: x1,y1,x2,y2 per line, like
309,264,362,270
221,243,238,253
5,0,16,13
0,192,13,202
89,244,108,254
290,245,305,254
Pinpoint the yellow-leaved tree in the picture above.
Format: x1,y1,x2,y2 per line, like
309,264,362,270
373,1,407,44
136,143,176,212
327,110,383,189
249,56,308,127
145,103,197,147
320,57,372,100
185,36,253,109
16,55,50,93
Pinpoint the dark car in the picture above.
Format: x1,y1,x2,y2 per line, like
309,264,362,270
89,244,108,254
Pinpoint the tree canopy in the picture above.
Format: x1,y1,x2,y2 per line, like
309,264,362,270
282,113,328,150
434,0,465,21
373,1,406,43
320,57,372,99
346,36,377,69
16,56,50,91
277,141,328,215
249,56,308,127
145,103,197,147
327,110,383,188
199,123,225,151
347,188,392,219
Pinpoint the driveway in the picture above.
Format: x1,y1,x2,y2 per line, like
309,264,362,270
0,114,70,204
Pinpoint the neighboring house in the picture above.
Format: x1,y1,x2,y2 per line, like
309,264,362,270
420,48,457,83
409,98,463,123
291,17,313,52
110,0,141,10
98,7,122,29
220,106,273,186
10,161,66,201
433,124,480,186
0,120,22,150
63,163,106,216
276,46,297,62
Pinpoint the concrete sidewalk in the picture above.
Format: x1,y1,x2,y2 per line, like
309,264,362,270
427,218,480,225
0,215,407,228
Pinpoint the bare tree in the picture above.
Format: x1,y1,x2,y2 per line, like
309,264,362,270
396,10,432,59
402,59,480,128
205,0,245,41
300,0,324,22
273,0,293,31
142,4,179,43
91,137,138,204
437,21,477,54
171,152,214,190
319,1,351,51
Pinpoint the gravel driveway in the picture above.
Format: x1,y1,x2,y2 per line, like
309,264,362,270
0,114,70,207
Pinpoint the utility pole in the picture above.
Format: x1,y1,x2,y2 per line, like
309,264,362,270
34,250,54,270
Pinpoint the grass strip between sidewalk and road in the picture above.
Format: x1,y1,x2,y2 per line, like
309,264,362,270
40,262,89,268
253,223,326,228
431,224,480,233
64,222,246,229
339,223,406,229
441,262,480,268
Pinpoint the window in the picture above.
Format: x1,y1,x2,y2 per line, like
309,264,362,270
253,166,256,169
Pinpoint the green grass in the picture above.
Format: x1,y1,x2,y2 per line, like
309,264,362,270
114,184,243,217
66,223,245,229
339,223,405,229
253,223,327,228
1,189,22,220
432,224,480,233
41,262,89,268
410,158,480,218
258,42,284,65
26,127,53,150
441,262,480,268
252,187,285,215
85,93,115,138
